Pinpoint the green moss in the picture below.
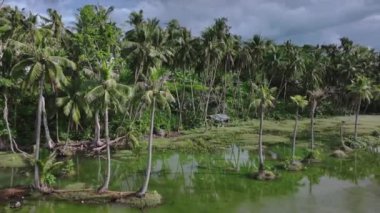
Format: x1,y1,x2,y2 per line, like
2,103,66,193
117,191,162,208
50,190,162,208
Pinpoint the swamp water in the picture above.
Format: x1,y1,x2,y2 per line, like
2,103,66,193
1,145,380,213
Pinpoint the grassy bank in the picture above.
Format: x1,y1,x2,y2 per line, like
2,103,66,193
149,115,380,152
0,152,28,168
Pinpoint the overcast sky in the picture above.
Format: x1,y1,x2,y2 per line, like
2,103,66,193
5,0,380,48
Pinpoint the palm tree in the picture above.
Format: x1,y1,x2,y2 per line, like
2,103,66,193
0,10,18,153
11,28,76,191
200,18,228,126
246,35,272,82
347,75,373,140
302,46,327,92
41,9,72,142
307,88,327,151
220,35,237,113
85,59,132,193
277,41,305,100
41,9,68,42
56,77,91,135
250,82,276,174
137,67,174,197
290,95,308,163
124,13,171,83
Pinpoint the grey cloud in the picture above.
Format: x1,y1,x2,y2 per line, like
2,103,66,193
5,0,380,48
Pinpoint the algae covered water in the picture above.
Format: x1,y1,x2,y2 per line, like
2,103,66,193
1,145,380,213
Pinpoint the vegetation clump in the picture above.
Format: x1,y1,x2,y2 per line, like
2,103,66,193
251,170,276,181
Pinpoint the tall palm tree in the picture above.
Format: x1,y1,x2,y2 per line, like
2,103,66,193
40,8,69,43
290,95,308,163
11,28,76,191
347,75,373,140
250,82,276,174
137,67,174,197
277,41,305,100
85,59,132,193
307,88,327,151
302,46,327,92
41,9,72,142
1,9,18,153
220,35,237,113
200,18,228,126
246,35,272,81
124,14,171,83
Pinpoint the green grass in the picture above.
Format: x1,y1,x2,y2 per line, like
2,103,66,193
0,152,28,168
142,115,380,152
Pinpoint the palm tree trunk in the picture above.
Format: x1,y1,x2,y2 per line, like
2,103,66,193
354,99,361,140
174,80,182,131
222,61,228,114
56,112,59,143
3,94,15,153
42,97,55,149
55,91,59,143
93,110,102,146
135,59,145,84
340,121,345,147
203,68,216,128
190,77,196,116
34,76,44,190
64,116,71,148
137,97,156,197
3,95,27,156
276,74,285,100
310,100,317,151
258,103,264,173
292,108,299,163
98,106,111,193
283,81,288,101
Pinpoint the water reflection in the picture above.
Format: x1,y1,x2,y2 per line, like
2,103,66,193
1,145,379,213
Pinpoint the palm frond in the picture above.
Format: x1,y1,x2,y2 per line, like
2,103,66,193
28,62,43,84
85,85,105,103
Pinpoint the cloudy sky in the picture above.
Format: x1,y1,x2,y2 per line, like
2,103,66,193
5,0,380,48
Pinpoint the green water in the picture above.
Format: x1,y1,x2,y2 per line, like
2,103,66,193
1,145,380,213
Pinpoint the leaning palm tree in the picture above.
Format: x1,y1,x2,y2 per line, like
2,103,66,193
250,82,276,175
85,59,132,193
290,95,308,163
137,67,175,197
347,75,373,140
10,28,76,191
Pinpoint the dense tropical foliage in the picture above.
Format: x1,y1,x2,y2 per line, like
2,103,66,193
0,4,379,193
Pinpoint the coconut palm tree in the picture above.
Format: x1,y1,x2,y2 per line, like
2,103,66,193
137,66,175,197
56,77,91,135
307,88,327,151
250,82,276,174
200,18,228,126
290,95,308,163
40,8,68,42
11,27,76,191
85,59,132,193
0,9,19,153
124,14,172,83
347,75,373,140
278,41,305,100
